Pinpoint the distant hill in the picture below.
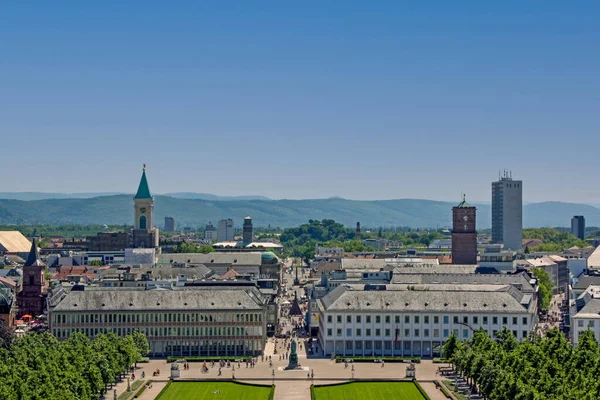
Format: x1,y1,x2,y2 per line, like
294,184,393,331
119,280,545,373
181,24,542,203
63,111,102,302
0,192,271,201
0,195,596,229
164,193,271,201
0,192,123,201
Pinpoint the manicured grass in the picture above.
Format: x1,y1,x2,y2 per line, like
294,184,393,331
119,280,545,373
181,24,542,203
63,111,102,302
313,382,428,400
156,381,273,400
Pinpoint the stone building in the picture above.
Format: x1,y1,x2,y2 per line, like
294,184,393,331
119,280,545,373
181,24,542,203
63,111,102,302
17,239,48,317
49,287,268,357
317,282,536,358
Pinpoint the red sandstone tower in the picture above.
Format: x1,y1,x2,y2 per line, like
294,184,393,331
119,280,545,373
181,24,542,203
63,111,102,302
451,195,477,264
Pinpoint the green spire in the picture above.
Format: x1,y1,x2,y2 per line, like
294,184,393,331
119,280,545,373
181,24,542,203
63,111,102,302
457,193,472,208
134,164,152,199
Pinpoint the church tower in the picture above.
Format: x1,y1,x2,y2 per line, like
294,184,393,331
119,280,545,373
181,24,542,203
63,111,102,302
132,165,159,248
17,238,48,317
451,194,477,264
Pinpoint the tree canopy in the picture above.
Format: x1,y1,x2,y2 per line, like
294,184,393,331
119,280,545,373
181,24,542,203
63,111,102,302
0,331,145,400
524,227,588,252
174,242,214,253
447,327,600,400
532,267,553,310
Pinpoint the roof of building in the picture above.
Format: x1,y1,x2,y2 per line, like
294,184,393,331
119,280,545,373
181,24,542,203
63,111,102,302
247,242,283,249
0,231,33,253
572,275,600,290
319,284,532,313
110,264,213,281
547,255,568,263
587,246,600,269
134,166,152,199
524,257,556,268
24,238,45,267
0,276,16,289
52,287,265,312
220,269,241,280
157,252,263,267
341,258,439,271
572,298,600,319
391,272,535,292
393,265,478,275
455,194,473,208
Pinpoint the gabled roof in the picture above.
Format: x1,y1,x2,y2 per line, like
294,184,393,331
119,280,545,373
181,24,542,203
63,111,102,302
134,166,152,199
24,238,45,267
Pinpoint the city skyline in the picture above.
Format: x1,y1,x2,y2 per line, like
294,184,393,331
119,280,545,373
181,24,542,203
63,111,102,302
2,2,599,202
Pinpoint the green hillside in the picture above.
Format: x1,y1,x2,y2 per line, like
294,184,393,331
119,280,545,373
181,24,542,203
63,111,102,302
0,195,596,229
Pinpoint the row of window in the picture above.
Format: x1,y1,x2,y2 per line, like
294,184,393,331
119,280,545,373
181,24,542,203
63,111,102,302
326,327,529,339
52,312,263,325
326,314,528,326
53,325,264,338
577,320,597,328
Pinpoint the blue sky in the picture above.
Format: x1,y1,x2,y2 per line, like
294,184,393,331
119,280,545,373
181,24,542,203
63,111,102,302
1,2,599,202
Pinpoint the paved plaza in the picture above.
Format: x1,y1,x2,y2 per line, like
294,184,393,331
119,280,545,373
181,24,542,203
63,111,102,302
111,350,450,400
109,260,451,400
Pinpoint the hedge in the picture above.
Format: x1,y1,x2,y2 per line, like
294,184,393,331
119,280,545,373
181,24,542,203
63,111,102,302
413,380,432,400
434,380,452,398
432,358,448,363
267,385,275,400
335,356,421,363
167,356,252,362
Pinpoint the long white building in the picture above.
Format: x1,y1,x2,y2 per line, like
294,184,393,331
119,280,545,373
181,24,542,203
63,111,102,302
49,286,268,357
316,283,537,358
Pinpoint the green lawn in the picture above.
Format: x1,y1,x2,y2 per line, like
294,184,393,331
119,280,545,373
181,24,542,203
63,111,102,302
313,382,427,400
156,382,273,400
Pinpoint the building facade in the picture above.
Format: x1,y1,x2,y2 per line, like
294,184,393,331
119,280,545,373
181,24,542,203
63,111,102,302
218,219,234,242
492,172,523,250
49,287,268,357
572,216,585,240
204,222,218,242
132,165,159,248
451,195,477,264
165,217,176,232
243,216,254,246
317,284,536,357
16,239,49,318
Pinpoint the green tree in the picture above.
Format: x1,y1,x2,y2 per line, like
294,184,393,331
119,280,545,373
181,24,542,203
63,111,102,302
532,267,553,310
174,242,214,253
89,260,103,266
132,330,150,362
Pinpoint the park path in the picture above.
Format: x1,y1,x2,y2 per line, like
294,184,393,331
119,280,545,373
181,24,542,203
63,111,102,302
419,382,453,400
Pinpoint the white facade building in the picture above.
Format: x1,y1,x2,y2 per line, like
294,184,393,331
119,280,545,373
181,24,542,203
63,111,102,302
317,284,536,358
217,219,234,242
492,173,523,250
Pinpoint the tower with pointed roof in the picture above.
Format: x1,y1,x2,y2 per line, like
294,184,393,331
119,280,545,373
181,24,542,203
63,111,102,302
132,165,159,248
451,194,477,264
17,238,48,317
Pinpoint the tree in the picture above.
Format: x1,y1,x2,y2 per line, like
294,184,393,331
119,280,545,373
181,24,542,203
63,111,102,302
443,332,460,362
0,320,14,348
532,267,553,310
89,260,103,266
132,330,150,360
174,242,214,253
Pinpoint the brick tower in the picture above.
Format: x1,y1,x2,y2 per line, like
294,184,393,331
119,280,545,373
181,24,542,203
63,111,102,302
451,194,477,264
17,238,48,317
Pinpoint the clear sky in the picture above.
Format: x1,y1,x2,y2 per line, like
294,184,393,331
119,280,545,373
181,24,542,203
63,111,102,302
1,2,599,202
